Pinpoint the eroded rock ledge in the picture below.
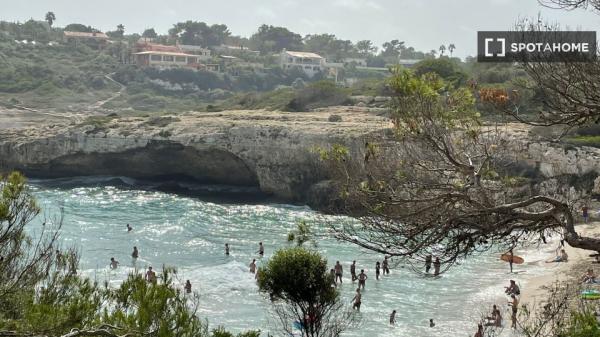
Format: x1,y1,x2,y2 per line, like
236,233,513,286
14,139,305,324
2,110,600,209
0,110,393,207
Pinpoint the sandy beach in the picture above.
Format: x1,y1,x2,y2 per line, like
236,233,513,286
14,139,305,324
520,222,600,309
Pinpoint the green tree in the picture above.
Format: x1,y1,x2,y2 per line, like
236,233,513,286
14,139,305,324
64,23,93,33
356,40,377,56
438,44,446,56
142,28,158,38
448,43,456,57
116,24,125,38
169,21,230,47
257,247,355,337
413,57,467,87
249,24,303,54
381,39,404,58
45,12,56,27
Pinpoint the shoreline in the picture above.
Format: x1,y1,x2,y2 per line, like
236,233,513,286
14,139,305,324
519,222,600,311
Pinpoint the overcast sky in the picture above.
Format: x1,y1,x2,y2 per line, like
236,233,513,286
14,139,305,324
3,0,599,58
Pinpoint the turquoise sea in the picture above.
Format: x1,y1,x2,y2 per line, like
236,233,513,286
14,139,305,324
29,177,562,337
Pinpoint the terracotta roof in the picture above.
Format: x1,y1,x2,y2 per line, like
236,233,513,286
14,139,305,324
283,51,323,59
133,51,198,57
137,42,181,53
64,31,108,39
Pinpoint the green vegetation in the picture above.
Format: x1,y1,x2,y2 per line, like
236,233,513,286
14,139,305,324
257,247,355,337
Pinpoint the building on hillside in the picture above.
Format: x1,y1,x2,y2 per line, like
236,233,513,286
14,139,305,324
178,44,211,60
214,44,260,57
133,51,203,69
279,50,325,78
397,59,422,68
63,31,109,47
135,41,181,53
343,57,367,67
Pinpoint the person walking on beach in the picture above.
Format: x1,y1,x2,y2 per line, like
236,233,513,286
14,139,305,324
249,259,257,274
257,242,264,256
110,257,119,269
425,254,432,273
433,257,441,276
358,269,368,290
145,266,157,283
389,310,397,325
131,246,139,260
583,205,589,223
334,261,343,284
126,224,132,232
184,280,192,293
375,261,381,280
350,261,357,281
225,243,230,256
382,256,390,275
509,294,519,329
352,288,362,311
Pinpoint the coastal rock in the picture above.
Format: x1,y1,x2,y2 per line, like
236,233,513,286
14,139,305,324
0,110,391,207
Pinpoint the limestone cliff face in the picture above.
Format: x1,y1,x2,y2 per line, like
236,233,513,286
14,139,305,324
2,112,600,208
0,110,392,206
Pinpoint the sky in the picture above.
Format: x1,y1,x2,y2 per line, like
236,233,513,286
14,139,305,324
2,0,599,58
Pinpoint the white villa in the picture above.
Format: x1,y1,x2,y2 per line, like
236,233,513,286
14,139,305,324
279,50,325,77
133,51,201,69
178,44,212,60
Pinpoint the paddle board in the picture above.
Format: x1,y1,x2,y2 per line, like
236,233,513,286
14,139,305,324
500,254,524,264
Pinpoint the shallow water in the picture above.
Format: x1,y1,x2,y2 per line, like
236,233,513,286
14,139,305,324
29,178,561,336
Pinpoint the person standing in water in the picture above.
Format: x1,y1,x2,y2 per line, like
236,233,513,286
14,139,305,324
330,269,337,287
110,257,119,269
126,224,133,232
375,262,381,280
131,246,139,259
334,261,343,284
352,288,362,311
145,266,157,283
389,310,397,325
257,242,264,256
433,257,441,276
350,261,357,281
507,249,514,273
509,294,519,329
474,323,484,337
429,319,435,327
358,269,368,290
225,243,230,256
382,256,390,275
184,280,192,293
249,259,257,273
425,254,432,273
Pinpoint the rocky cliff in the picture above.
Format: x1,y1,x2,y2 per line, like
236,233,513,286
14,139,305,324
2,110,600,209
0,109,393,207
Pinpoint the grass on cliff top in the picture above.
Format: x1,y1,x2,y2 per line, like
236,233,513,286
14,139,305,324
563,135,600,148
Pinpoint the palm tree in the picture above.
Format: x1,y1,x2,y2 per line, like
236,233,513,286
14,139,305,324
429,49,437,58
448,43,456,57
116,24,125,37
45,12,56,27
439,44,446,57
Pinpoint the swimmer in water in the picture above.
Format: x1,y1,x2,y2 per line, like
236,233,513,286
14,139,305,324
110,257,119,269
